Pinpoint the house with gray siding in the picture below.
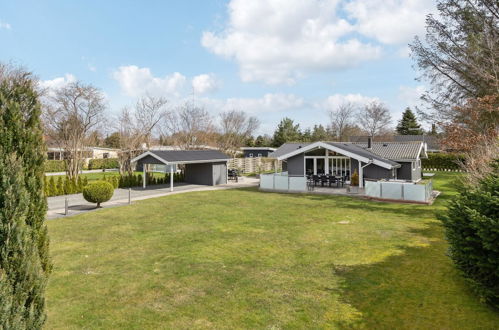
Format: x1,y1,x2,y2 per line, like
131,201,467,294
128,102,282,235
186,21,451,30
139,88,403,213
270,139,426,187
241,147,276,158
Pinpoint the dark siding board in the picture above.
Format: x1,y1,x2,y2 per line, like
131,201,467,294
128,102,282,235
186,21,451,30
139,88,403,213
287,153,304,176
397,162,412,181
184,163,213,185
136,155,166,166
363,164,393,180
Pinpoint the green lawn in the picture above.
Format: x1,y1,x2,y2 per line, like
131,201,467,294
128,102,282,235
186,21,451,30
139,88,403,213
45,172,499,329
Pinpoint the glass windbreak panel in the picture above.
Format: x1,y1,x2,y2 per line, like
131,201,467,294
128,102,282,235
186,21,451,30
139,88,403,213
316,158,325,174
305,159,314,175
305,148,325,156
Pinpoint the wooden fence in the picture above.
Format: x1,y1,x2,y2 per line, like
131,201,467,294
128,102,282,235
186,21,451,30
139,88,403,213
228,157,281,174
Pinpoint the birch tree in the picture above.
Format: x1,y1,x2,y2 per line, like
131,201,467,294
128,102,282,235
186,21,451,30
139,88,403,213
43,81,106,179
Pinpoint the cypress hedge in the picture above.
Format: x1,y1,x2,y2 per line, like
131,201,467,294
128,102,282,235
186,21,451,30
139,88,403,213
439,161,499,307
88,158,119,170
0,66,50,328
422,153,466,171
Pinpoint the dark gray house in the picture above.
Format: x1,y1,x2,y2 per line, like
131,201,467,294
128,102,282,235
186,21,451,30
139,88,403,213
132,150,231,191
270,140,427,187
241,147,276,158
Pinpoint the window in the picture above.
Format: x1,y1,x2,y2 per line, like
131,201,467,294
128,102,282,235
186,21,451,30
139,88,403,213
412,161,416,170
103,153,109,159
258,153,262,157
249,153,253,157
417,159,421,168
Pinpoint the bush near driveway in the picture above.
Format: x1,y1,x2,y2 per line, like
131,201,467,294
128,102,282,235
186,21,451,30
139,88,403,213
439,161,499,308
82,180,114,208
45,159,66,172
88,158,119,170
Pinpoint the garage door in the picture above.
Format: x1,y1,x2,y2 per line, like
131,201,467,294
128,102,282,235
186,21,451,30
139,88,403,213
212,162,227,185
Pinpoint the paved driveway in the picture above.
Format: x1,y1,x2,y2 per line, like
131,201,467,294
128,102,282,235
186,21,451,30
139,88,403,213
47,178,259,219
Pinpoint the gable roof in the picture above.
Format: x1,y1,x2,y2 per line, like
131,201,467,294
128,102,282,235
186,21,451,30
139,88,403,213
131,150,230,164
393,135,440,151
269,141,425,167
353,142,426,160
270,141,400,169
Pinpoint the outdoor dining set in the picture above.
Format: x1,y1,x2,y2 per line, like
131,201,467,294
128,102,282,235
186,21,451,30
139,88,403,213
306,174,348,190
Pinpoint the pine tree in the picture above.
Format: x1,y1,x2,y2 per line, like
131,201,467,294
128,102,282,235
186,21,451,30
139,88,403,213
272,118,302,147
0,64,51,328
396,108,423,135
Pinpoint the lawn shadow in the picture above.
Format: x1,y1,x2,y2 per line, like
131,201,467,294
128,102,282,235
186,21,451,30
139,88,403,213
330,221,499,329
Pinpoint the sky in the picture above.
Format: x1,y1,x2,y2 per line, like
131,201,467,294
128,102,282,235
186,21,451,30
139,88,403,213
0,0,436,135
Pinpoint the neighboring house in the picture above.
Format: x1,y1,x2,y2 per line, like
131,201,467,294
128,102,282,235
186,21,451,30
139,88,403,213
47,146,119,161
132,150,231,191
241,147,276,158
269,138,427,187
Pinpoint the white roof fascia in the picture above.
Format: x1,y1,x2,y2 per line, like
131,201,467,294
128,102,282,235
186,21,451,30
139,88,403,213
131,151,170,165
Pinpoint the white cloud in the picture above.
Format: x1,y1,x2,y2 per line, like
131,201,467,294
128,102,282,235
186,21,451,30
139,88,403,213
199,93,305,116
398,85,425,108
202,0,381,84
0,20,11,30
192,74,219,94
113,65,187,98
317,93,378,111
38,74,76,91
345,0,435,45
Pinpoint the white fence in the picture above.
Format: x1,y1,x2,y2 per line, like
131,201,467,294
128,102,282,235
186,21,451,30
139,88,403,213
365,180,433,203
229,157,281,174
260,172,307,192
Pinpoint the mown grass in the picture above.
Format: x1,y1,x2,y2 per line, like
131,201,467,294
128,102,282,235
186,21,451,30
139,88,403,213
45,172,499,329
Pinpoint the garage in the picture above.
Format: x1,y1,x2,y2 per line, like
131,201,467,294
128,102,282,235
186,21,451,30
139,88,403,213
131,150,231,191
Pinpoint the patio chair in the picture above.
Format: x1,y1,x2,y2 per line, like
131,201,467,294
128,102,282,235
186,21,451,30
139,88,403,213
312,175,320,187
320,175,328,187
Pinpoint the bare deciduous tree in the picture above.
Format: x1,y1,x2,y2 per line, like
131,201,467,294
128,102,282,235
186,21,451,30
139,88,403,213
217,110,259,156
164,101,214,149
117,95,169,174
42,81,106,179
328,102,356,141
357,101,392,137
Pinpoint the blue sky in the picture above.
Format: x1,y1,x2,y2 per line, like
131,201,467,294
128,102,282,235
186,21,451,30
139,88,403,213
0,0,436,135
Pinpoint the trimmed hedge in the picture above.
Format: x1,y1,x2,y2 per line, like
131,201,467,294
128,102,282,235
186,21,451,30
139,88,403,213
117,172,185,188
43,175,89,197
422,153,466,171
438,162,499,307
45,160,66,172
83,181,114,207
88,158,119,170
43,171,185,197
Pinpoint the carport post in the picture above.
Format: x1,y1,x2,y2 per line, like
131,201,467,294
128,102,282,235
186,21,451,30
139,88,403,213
170,164,174,192
143,164,146,189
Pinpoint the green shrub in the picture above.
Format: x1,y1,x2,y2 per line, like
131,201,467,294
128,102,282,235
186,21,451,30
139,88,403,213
88,158,119,170
83,176,88,187
422,153,465,171
82,180,114,208
45,160,66,172
438,162,499,307
48,177,57,197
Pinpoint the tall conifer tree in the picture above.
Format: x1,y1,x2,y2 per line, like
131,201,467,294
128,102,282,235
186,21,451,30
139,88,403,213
0,64,50,328
396,108,423,135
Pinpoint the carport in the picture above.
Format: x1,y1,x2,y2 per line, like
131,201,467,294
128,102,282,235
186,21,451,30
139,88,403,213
131,150,231,191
